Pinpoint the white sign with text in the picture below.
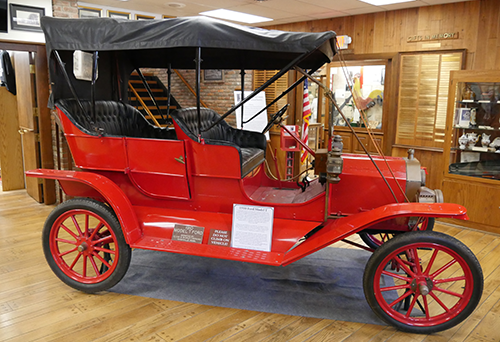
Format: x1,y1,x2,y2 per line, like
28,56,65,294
234,91,269,140
231,204,274,252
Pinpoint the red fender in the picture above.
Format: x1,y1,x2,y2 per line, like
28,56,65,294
282,202,468,266
26,169,141,244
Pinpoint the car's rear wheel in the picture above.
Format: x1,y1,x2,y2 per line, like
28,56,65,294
43,198,131,293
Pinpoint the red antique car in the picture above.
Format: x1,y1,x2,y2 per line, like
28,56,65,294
28,16,483,334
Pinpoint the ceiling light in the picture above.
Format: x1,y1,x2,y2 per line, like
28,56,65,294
359,0,415,5
199,9,273,24
166,2,185,8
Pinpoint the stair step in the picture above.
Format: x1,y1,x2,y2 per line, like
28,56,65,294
129,80,158,85
128,73,181,113
137,105,177,110
132,88,164,93
147,115,171,119
130,96,170,101
130,72,154,77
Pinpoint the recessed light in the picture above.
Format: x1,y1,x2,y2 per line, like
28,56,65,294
199,9,273,24
359,0,415,5
166,2,185,8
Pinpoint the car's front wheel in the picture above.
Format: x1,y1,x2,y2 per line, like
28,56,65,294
363,231,483,334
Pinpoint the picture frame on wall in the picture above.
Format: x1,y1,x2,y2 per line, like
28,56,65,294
9,4,44,32
136,14,155,20
203,69,224,82
78,7,101,18
108,10,130,19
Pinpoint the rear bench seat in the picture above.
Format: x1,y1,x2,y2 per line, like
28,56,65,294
170,107,267,178
56,99,177,140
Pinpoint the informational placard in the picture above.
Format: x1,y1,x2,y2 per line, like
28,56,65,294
73,50,97,82
172,224,204,244
231,204,274,252
460,151,480,163
208,229,231,247
456,108,471,128
234,91,269,139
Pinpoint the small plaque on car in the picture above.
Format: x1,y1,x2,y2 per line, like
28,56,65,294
172,224,204,244
208,229,231,247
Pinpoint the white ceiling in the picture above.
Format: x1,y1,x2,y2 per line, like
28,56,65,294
84,0,474,26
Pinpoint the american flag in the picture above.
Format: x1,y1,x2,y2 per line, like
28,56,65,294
300,79,311,163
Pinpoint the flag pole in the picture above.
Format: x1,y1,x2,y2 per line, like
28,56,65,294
300,77,312,164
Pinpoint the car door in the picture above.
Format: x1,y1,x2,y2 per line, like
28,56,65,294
126,138,190,199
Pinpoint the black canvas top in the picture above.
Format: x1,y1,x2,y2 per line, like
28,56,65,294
41,16,336,70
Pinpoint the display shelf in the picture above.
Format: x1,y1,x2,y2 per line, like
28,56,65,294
444,70,500,190
451,147,500,154
457,100,498,104
453,126,498,131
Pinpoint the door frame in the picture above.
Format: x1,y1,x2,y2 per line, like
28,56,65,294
326,53,398,156
0,41,55,203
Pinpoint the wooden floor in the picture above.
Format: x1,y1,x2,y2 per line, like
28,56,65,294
1,187,500,342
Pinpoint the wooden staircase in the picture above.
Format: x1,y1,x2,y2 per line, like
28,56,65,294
128,73,181,127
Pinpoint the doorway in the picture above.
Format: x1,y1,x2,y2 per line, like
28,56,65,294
325,55,396,156
0,41,55,203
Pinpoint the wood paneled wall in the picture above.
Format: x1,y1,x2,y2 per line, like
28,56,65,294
268,0,500,230
267,0,500,71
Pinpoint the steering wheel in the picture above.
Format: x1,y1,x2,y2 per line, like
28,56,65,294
262,104,290,134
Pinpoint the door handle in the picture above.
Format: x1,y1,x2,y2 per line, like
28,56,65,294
175,156,185,164
18,128,34,134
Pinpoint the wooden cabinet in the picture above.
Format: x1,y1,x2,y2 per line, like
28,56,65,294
443,70,500,233
335,131,353,152
353,134,369,153
335,128,383,154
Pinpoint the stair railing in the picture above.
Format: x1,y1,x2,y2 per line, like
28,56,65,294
128,81,162,127
135,68,167,122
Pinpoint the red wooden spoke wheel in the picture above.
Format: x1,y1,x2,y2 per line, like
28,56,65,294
43,198,131,293
359,217,434,249
363,231,483,334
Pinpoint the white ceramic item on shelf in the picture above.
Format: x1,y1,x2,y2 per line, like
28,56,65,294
458,133,468,149
466,132,479,148
490,137,500,150
470,108,477,126
481,133,491,147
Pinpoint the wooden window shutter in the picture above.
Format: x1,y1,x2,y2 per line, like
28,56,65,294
395,52,462,148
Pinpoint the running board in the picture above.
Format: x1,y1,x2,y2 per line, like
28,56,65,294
128,205,320,266
131,237,283,265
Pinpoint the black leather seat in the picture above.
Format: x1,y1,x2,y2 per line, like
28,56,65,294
56,99,177,140
170,107,267,177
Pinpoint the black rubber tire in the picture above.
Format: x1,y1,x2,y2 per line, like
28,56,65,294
359,217,435,250
42,198,131,293
363,231,483,334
